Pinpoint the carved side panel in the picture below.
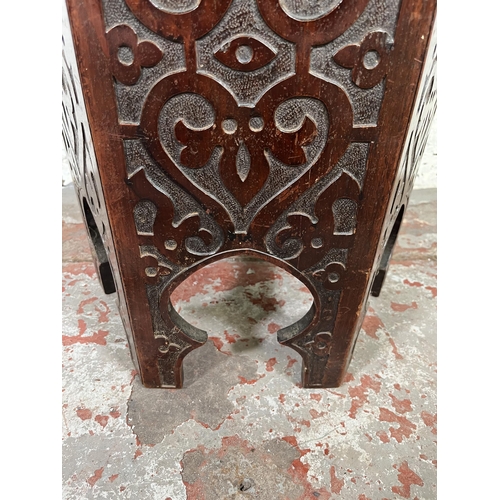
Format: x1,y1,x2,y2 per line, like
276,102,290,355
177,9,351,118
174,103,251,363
93,0,412,387
62,2,116,292
66,0,435,387
379,23,437,256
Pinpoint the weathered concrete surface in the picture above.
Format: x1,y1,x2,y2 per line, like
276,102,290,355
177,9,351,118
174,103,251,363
62,187,436,500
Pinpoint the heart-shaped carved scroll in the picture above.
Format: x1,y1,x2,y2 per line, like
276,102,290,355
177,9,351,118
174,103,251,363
157,93,330,234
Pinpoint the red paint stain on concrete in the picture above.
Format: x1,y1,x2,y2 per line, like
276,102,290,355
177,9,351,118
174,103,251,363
110,410,121,419
344,372,355,383
63,263,97,278
87,468,104,487
310,409,327,419
310,393,322,402
284,438,329,500
97,301,111,323
63,321,108,346
94,415,109,428
425,285,437,298
391,461,424,498
390,394,413,414
388,337,403,359
286,357,298,369
330,466,345,494
78,319,86,335
171,260,284,305
279,394,286,404
394,383,402,390
224,330,238,344
377,430,390,443
421,411,437,434
379,408,417,443
76,408,92,420
362,313,385,339
183,478,207,500
348,375,382,419
246,292,285,312
238,374,264,385
134,449,143,459
268,322,281,334
209,336,224,352
403,279,423,288
109,474,119,482
77,297,98,314
391,301,418,312
266,358,277,372
359,495,372,500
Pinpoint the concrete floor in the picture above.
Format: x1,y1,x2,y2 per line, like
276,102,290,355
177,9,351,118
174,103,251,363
62,187,437,500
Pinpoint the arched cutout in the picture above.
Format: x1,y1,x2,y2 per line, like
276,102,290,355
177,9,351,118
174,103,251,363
81,197,116,294
168,254,315,383
371,204,405,297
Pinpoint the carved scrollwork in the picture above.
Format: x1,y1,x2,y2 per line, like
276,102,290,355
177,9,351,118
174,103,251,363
333,31,393,89
310,0,402,125
304,332,333,357
156,91,332,234
265,143,368,260
125,139,225,257
107,25,163,85
195,0,296,107
306,248,348,289
85,0,427,388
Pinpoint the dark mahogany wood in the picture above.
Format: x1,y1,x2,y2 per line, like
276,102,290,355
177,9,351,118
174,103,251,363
63,0,437,388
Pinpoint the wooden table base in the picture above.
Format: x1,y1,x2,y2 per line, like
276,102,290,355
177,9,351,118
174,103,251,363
62,0,436,388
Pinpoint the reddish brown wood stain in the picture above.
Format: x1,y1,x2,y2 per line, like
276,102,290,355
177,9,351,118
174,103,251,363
64,0,436,389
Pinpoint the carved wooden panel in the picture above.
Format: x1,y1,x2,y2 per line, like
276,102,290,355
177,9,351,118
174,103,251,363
64,0,436,388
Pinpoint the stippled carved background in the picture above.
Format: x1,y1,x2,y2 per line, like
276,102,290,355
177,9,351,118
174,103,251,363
64,0,436,388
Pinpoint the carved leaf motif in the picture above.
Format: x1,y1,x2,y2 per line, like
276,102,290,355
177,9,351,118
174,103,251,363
236,142,251,182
